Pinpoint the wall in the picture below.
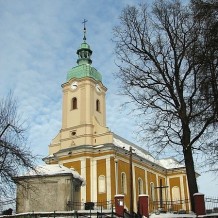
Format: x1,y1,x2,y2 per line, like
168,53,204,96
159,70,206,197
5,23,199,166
16,174,80,213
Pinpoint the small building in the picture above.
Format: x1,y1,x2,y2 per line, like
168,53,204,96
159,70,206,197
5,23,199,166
15,164,84,213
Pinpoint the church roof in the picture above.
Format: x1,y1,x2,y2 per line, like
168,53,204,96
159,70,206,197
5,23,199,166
67,64,102,82
158,158,184,169
112,133,185,170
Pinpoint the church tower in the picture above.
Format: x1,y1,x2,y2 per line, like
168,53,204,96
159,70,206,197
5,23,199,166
49,23,113,155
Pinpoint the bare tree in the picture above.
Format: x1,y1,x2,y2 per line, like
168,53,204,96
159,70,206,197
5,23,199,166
113,0,218,212
0,93,36,206
191,0,218,171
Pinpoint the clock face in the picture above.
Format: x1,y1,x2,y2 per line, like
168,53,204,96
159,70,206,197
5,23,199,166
71,82,78,90
95,84,101,93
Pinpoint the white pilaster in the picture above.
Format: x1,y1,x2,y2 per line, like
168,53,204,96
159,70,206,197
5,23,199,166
156,175,159,202
81,158,86,202
180,175,185,209
91,159,97,202
167,176,171,202
133,164,137,212
115,159,118,195
106,157,111,205
145,170,148,195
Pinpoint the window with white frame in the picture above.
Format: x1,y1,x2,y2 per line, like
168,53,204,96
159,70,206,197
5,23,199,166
121,172,127,194
150,182,155,201
138,177,143,195
98,175,106,193
172,186,180,202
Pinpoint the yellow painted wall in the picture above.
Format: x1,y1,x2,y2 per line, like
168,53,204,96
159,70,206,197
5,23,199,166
134,166,146,197
63,161,81,174
169,177,182,211
169,177,181,198
147,171,157,195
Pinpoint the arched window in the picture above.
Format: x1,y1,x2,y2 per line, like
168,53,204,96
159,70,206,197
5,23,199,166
172,186,180,202
150,182,155,201
98,175,106,193
121,172,127,194
96,99,100,112
138,178,143,195
72,97,77,110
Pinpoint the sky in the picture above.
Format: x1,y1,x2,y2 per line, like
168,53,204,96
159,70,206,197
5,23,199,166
0,0,217,197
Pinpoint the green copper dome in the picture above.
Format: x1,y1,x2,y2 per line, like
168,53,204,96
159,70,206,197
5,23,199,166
79,42,91,49
66,40,102,82
67,64,102,81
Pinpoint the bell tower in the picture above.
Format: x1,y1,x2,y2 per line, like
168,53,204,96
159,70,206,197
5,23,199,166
49,22,113,155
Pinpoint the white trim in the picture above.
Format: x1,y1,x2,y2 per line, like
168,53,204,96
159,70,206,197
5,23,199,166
145,170,148,195
180,175,185,209
93,154,113,161
59,157,86,164
150,182,155,201
81,158,86,202
132,163,137,212
167,176,171,202
115,159,118,195
138,177,143,195
91,159,97,202
106,157,111,204
121,172,127,194
156,175,159,201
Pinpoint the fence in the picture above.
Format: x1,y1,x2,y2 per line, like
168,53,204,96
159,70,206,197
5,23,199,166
0,200,115,218
148,196,218,215
0,210,116,218
66,200,114,211
149,199,190,214
205,197,218,214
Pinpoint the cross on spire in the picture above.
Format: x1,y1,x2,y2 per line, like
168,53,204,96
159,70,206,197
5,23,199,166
82,19,88,41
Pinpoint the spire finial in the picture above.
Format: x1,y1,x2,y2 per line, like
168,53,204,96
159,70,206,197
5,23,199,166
82,19,88,41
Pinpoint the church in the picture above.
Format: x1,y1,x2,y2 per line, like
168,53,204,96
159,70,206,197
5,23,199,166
17,25,190,214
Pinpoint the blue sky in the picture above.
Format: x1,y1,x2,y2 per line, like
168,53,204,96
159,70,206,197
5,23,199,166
0,0,217,196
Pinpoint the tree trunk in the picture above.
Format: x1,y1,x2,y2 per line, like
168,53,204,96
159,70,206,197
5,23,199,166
181,122,199,212
183,139,199,212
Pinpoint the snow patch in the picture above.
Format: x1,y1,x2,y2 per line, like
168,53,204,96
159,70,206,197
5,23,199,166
25,164,85,185
158,158,184,169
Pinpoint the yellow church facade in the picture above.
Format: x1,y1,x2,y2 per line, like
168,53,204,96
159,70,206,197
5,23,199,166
43,29,190,213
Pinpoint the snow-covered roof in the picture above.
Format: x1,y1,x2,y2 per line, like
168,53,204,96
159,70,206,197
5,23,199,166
113,134,185,170
158,158,184,169
25,164,85,185
113,135,156,163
